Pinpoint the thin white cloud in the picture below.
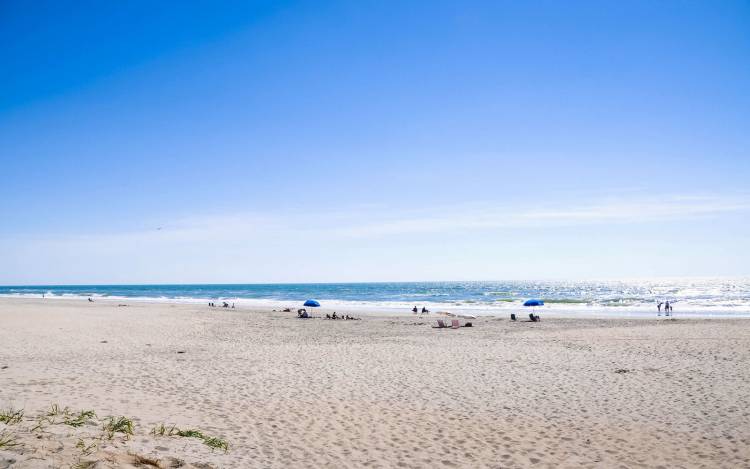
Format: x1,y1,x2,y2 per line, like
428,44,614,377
4,193,749,245
329,193,750,238
1,192,748,284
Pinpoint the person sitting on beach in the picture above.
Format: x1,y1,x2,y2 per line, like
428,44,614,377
332,312,338,320
88,297,93,302
297,308,306,317
412,306,418,313
422,307,429,313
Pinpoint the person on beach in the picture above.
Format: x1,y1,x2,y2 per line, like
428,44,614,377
412,306,418,313
665,301,670,316
422,306,429,314
657,302,663,315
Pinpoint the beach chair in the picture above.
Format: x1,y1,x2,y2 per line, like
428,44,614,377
433,319,448,329
529,313,539,322
451,319,460,329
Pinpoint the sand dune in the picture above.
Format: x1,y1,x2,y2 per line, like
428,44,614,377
1,298,749,468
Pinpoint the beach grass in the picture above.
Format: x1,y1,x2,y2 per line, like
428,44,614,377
46,403,71,418
102,416,134,439
176,429,229,452
64,410,96,428
153,424,229,452
30,417,49,433
150,423,177,436
0,430,20,449
202,435,229,452
75,438,98,455
175,428,205,439
0,407,24,425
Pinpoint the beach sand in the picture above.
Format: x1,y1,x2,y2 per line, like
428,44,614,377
1,297,749,468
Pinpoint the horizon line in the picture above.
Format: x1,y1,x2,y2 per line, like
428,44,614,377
1,275,747,288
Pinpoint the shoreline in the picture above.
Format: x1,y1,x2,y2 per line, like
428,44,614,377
1,295,748,319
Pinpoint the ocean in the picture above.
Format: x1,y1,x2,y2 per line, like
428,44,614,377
1,279,748,317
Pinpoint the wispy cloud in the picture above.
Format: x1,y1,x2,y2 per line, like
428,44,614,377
2,192,748,284
6,192,749,245
330,193,750,238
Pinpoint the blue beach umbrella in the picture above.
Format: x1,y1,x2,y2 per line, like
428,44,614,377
523,299,544,320
303,299,320,307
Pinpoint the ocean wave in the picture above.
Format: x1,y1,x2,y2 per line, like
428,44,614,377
541,299,590,304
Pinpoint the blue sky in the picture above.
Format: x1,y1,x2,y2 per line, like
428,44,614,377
1,0,749,284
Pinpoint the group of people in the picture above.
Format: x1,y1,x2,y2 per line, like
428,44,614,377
209,301,234,309
295,308,359,320
411,306,430,314
325,312,359,320
657,301,673,316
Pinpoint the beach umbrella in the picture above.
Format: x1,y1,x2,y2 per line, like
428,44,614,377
523,299,543,319
303,299,320,308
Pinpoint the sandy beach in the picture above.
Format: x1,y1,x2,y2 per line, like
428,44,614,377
1,297,749,468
